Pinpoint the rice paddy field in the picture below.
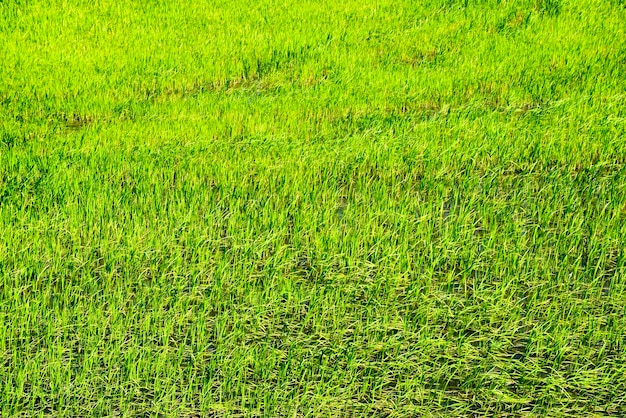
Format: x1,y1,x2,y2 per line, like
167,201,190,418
1,0,626,416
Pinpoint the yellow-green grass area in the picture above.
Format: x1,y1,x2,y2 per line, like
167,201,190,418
1,0,626,416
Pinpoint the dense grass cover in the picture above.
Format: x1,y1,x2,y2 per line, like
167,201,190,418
1,0,625,416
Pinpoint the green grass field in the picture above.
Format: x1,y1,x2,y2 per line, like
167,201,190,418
1,0,626,416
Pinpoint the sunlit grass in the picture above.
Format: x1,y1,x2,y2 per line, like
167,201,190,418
1,0,625,416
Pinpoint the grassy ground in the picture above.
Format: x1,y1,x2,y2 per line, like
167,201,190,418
1,0,626,416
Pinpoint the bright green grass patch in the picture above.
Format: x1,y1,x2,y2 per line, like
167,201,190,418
1,0,626,416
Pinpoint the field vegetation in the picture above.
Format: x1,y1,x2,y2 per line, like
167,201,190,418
1,0,626,416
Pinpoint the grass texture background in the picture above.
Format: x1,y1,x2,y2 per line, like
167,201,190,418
1,0,626,416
